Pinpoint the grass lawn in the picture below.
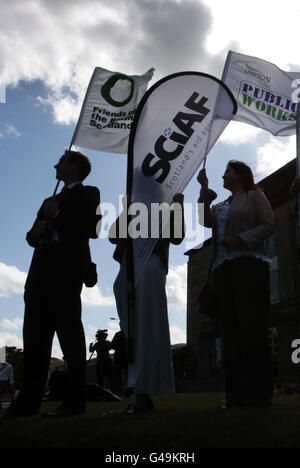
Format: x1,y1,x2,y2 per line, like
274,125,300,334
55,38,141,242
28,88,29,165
0,393,300,448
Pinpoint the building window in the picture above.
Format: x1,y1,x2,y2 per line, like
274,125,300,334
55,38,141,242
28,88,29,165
265,235,280,303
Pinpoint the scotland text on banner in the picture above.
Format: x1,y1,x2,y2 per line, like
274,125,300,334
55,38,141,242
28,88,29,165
72,67,154,154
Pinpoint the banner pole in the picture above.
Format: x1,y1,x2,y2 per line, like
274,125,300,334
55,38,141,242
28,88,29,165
52,141,74,197
296,103,300,255
52,180,60,196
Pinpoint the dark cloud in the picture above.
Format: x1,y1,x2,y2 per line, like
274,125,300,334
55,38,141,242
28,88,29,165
0,0,236,122
123,0,213,75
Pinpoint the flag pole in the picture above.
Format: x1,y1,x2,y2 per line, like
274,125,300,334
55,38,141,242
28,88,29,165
52,180,60,196
52,141,74,196
296,103,300,255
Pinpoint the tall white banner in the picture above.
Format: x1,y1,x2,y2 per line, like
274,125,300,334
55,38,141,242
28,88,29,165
127,72,237,285
72,67,154,154
222,50,300,136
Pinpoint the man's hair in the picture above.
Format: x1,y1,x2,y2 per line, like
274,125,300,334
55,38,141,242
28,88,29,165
64,149,92,181
227,160,256,191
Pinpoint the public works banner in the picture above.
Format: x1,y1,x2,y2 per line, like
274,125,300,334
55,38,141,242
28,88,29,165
222,50,300,136
72,67,154,154
127,72,237,285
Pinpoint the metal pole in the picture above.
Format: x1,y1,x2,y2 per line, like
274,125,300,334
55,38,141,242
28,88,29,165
52,141,74,196
52,180,60,196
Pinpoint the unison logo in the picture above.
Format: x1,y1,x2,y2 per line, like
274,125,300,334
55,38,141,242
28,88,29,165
244,63,271,84
0,81,6,103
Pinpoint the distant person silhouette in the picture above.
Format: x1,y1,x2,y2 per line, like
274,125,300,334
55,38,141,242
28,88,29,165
3,150,101,419
110,329,128,396
0,360,14,410
89,330,114,391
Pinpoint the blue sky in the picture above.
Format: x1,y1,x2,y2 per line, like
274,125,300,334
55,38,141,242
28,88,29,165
0,0,299,357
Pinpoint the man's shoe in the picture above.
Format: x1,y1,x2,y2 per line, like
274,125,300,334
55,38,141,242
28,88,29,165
125,398,154,415
239,399,272,408
43,402,85,418
222,399,272,409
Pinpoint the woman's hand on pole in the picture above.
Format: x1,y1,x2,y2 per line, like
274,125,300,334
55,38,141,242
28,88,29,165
197,168,209,188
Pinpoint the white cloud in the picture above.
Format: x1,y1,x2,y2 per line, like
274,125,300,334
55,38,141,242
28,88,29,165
255,135,296,179
166,264,187,310
0,0,223,125
0,261,115,306
81,285,115,307
1,318,23,331
86,324,99,337
0,262,27,297
37,94,82,126
5,124,21,138
0,124,21,140
170,324,186,345
0,332,23,349
1,0,300,129
202,0,300,70
220,121,263,146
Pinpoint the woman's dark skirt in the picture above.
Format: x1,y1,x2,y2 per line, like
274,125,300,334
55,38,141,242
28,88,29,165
214,257,273,407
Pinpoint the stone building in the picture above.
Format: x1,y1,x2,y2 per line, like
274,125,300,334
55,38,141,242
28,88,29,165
185,159,300,391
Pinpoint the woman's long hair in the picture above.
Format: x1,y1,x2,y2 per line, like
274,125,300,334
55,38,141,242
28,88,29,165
227,160,256,191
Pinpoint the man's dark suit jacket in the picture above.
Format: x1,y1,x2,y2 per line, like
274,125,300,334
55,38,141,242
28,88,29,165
19,183,100,410
25,183,101,293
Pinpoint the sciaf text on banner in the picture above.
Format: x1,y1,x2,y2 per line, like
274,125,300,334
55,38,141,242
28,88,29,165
128,72,237,285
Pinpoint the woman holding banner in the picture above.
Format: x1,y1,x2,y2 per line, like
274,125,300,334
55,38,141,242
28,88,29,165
197,161,274,408
110,194,185,414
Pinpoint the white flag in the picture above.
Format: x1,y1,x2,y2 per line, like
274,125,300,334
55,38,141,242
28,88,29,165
128,72,237,285
222,51,300,136
72,67,154,154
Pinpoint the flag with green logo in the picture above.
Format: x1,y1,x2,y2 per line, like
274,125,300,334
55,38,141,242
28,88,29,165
71,67,154,154
222,51,300,136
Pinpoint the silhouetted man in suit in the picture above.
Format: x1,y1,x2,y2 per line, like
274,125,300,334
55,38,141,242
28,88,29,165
3,150,101,419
